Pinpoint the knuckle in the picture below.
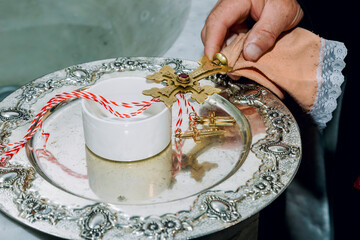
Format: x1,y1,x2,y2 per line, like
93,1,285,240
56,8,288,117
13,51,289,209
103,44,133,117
278,0,303,26
206,11,222,25
258,27,277,45
201,30,206,44
201,27,206,38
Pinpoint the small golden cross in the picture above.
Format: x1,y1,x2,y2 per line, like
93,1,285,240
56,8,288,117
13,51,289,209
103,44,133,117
175,125,225,143
190,112,236,127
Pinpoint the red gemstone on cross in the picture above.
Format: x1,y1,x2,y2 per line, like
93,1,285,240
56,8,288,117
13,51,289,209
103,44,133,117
179,73,189,79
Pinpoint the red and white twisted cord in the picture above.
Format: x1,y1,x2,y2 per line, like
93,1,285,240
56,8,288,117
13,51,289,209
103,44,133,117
173,94,196,170
1,90,195,168
0,90,159,163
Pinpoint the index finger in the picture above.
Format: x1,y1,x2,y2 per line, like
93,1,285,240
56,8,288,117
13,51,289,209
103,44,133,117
202,0,251,59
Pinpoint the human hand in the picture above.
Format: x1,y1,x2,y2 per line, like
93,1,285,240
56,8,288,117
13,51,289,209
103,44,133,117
201,0,303,61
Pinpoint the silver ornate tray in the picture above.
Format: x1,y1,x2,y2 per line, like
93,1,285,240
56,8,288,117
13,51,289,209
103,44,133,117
0,57,301,239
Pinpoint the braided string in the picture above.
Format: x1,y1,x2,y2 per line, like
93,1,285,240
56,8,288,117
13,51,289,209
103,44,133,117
0,91,159,164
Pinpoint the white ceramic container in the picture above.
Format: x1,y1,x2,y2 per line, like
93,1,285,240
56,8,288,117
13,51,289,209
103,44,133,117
82,74,171,161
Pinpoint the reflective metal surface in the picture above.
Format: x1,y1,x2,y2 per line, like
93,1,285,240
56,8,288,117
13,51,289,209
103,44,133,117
0,57,301,239
27,92,250,206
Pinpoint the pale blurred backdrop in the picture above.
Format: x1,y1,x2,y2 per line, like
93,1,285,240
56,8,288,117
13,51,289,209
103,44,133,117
0,0,191,98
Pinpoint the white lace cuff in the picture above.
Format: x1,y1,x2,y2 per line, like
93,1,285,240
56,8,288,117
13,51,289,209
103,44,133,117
309,39,347,129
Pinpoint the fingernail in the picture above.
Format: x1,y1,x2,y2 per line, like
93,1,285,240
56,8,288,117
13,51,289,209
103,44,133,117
244,44,262,61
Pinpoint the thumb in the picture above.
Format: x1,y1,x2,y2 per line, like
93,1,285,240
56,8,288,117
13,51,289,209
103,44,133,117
243,0,303,61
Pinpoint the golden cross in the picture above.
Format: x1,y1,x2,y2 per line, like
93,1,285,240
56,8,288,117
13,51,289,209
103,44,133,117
142,53,232,108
